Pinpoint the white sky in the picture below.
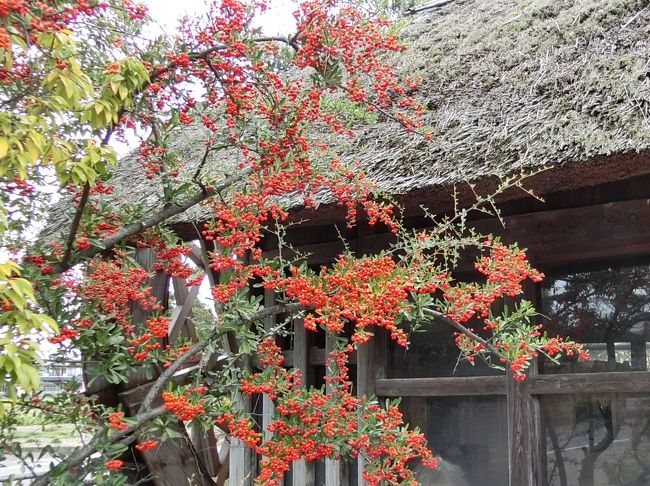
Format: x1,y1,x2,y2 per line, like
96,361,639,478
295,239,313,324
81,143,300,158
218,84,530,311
145,0,296,36
141,0,298,313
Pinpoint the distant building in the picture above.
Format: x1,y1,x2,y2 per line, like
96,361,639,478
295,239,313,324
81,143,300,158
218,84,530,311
38,361,83,395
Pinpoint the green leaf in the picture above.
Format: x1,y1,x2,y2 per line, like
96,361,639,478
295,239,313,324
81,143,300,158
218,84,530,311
0,137,8,159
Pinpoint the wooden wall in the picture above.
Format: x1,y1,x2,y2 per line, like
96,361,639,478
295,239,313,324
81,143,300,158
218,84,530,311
255,174,650,486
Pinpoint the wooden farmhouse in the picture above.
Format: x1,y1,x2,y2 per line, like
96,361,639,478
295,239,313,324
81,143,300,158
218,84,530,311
43,0,650,485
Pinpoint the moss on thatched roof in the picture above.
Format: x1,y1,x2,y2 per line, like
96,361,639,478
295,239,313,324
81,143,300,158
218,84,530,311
44,0,650,237
358,0,650,192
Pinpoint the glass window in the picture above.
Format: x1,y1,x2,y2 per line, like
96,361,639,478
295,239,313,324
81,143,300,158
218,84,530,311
387,319,505,378
541,394,650,486
399,396,508,486
541,265,650,373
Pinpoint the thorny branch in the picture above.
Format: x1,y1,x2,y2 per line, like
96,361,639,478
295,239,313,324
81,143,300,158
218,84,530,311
423,307,501,358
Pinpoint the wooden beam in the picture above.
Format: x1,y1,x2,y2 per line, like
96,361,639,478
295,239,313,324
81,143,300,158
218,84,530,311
375,376,506,397
136,433,216,486
190,427,221,477
253,347,357,369
310,346,356,366
172,276,189,305
263,198,650,269
169,284,200,342
188,242,206,269
263,240,346,265
528,371,650,395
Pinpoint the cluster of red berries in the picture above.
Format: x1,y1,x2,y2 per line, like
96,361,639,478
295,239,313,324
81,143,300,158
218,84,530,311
162,390,205,421
48,326,78,344
105,459,123,471
107,411,127,431
135,439,160,451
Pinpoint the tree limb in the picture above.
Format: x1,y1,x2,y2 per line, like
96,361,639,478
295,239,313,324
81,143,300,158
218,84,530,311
423,308,501,358
31,406,166,486
189,36,296,60
53,167,252,274
60,182,90,268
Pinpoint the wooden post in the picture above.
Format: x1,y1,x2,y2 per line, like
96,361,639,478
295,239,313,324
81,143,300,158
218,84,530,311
325,334,348,486
197,239,255,486
230,405,254,486
507,368,535,486
262,289,284,486
356,327,387,485
507,281,538,486
293,314,316,486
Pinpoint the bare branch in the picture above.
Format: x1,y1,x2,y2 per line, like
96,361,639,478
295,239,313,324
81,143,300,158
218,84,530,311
423,308,501,358
53,167,253,274
189,36,296,60
60,182,90,268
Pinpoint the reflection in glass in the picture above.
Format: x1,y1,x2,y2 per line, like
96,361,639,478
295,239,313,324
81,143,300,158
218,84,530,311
399,396,508,486
541,394,650,486
541,266,650,373
387,319,504,378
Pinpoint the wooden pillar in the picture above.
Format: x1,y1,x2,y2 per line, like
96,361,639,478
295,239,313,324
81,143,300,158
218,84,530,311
356,327,387,485
262,289,284,486
509,281,540,486
507,369,535,486
325,334,348,486
293,314,316,486
230,386,254,486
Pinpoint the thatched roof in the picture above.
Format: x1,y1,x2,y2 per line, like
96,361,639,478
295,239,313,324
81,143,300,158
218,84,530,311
44,0,650,238
361,0,650,193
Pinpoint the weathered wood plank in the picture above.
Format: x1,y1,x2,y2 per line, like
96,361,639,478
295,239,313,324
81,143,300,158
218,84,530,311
325,335,348,486
375,376,506,397
230,389,254,486
188,242,206,269
356,328,386,485
473,198,650,268
253,347,359,369
190,427,221,477
263,240,346,265
310,347,356,366
137,435,216,486
263,199,650,269
169,284,200,341
528,371,650,395
172,276,189,305
120,376,215,486
261,290,284,485
508,369,535,486
216,443,230,486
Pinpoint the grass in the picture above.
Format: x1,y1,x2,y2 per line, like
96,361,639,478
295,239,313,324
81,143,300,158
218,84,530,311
10,423,83,450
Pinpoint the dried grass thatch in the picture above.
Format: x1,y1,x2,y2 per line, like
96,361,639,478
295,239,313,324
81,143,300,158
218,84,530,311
43,0,650,238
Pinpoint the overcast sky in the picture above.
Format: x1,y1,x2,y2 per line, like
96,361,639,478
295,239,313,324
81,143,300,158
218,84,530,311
145,0,296,36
